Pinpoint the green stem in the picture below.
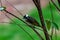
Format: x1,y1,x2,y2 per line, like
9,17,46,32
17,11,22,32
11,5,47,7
3,10,44,40
55,28,57,40
49,0,54,40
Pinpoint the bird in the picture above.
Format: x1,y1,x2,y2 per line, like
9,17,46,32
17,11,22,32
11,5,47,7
23,14,41,27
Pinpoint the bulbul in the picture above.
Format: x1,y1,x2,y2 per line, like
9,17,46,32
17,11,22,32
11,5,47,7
23,14,41,27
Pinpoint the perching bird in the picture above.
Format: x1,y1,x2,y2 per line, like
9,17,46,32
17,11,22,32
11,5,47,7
23,14,41,27
58,0,60,6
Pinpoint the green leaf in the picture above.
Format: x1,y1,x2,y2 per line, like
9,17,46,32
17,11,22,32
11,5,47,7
45,20,51,30
52,22,59,30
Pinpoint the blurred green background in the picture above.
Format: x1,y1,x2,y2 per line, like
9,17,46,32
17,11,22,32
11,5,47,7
0,1,60,40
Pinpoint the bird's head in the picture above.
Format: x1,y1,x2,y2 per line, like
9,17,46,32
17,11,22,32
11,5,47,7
23,14,29,19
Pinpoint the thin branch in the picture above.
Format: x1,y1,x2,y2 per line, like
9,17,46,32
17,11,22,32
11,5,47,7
3,9,42,28
5,0,23,16
32,0,50,40
2,10,44,40
51,0,60,11
2,12,35,40
35,27,51,37
29,25,44,40
0,0,44,39
4,0,43,28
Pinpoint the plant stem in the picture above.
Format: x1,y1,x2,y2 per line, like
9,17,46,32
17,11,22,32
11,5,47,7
30,26,44,40
3,10,44,40
49,1,54,40
38,6,50,40
2,12,35,40
51,27,54,40
51,0,60,11
55,28,57,40
32,0,50,40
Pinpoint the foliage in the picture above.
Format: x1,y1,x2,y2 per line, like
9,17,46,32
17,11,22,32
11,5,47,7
0,3,60,40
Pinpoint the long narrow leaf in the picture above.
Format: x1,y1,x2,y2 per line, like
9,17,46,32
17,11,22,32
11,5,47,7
45,20,51,30
52,22,59,30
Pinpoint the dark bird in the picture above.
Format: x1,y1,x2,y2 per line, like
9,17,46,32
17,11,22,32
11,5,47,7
23,14,41,27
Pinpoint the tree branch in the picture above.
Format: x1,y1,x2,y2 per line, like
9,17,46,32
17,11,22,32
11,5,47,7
51,0,60,11
29,25,44,40
4,14,35,40
32,0,50,40
3,10,44,40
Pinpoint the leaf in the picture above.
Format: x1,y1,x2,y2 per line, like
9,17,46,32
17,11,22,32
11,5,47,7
45,20,51,30
52,22,59,30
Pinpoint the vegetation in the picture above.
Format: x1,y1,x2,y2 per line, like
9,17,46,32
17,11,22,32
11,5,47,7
0,0,60,40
